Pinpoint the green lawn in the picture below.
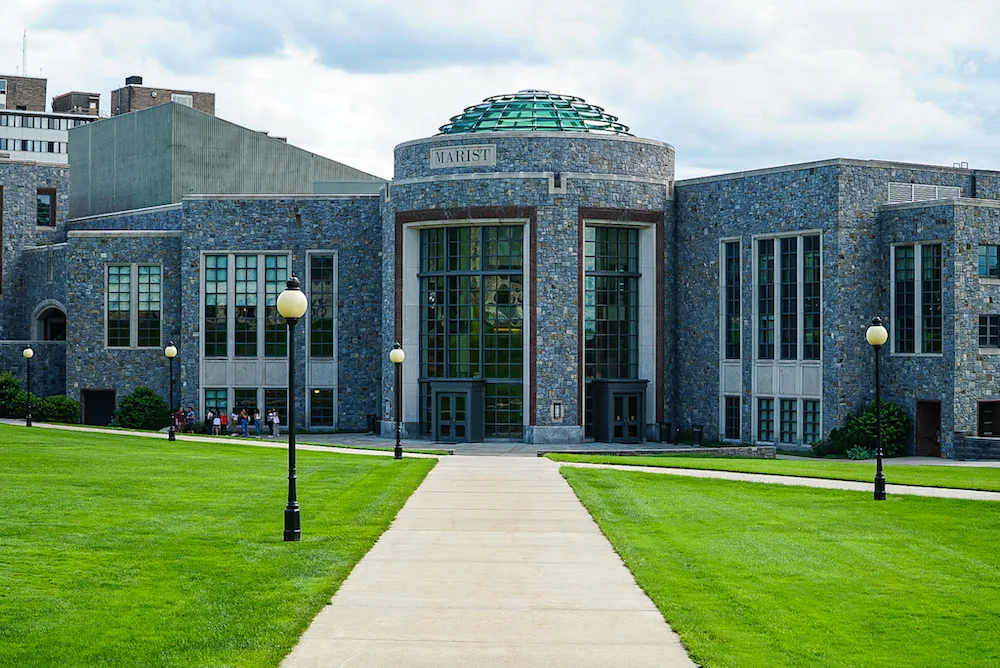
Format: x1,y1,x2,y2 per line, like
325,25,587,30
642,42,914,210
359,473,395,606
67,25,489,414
547,453,1000,492
0,424,435,668
562,467,1000,667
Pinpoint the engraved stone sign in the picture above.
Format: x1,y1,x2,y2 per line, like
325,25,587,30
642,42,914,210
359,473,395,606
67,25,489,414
429,144,497,169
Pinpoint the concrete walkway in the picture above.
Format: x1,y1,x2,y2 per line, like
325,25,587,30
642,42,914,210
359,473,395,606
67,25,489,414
279,456,696,668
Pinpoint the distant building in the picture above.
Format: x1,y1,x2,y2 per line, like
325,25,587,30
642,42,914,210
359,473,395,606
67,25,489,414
110,75,215,116
0,74,46,111
51,91,100,116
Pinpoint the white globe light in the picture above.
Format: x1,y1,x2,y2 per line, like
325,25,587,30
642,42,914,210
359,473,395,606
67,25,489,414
164,343,178,359
866,322,889,347
22,347,34,360
277,285,309,319
389,347,405,364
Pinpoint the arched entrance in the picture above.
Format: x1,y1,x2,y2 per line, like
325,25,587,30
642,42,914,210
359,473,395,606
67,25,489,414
32,301,67,341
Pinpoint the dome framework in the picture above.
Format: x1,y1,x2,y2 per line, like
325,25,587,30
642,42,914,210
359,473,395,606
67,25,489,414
438,90,631,135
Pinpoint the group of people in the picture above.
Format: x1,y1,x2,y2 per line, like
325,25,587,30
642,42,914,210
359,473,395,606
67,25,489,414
172,406,282,438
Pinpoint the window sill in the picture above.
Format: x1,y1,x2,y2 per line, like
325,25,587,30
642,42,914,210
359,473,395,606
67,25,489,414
979,348,1000,355
890,353,944,358
979,277,1000,285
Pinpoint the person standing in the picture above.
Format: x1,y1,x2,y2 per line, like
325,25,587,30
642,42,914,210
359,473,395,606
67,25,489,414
230,410,239,436
205,410,213,434
175,407,186,434
186,407,196,434
239,408,249,437
220,412,228,436
212,413,221,436
253,408,261,437
271,409,280,437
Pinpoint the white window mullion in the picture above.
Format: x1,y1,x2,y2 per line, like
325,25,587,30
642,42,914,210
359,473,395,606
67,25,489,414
130,263,139,349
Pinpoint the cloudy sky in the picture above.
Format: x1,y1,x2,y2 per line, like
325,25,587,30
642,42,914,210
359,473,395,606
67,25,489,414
4,0,1000,180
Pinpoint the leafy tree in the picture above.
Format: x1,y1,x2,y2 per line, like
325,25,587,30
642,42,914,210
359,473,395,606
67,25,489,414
845,400,912,457
0,371,36,419
113,387,170,431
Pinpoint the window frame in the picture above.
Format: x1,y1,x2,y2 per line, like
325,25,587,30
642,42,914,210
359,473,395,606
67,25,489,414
105,263,163,349
979,315,1000,351
890,241,944,356
36,188,56,227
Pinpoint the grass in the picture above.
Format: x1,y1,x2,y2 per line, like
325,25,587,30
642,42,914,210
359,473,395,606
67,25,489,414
0,424,435,668
546,452,1000,492
561,466,1000,667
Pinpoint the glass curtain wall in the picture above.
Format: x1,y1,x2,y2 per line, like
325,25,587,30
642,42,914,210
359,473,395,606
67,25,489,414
584,226,640,435
418,226,524,437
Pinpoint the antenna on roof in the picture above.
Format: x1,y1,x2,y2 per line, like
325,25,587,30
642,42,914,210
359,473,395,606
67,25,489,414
22,30,27,77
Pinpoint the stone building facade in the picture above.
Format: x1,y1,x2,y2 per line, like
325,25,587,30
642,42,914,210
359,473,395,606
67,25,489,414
2,89,1000,457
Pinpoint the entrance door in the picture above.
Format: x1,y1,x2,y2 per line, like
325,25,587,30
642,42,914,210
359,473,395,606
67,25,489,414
612,393,642,444
436,393,467,442
915,401,942,457
82,390,115,426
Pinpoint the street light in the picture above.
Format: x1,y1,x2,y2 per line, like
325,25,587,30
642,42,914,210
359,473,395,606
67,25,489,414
22,346,33,427
164,342,178,441
865,316,889,501
277,275,308,542
389,343,405,460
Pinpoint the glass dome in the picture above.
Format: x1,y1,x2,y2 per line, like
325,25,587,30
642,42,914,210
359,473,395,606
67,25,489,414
438,90,630,135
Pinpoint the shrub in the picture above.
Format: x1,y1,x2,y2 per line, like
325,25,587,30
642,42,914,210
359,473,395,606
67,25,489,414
113,387,170,431
811,427,851,457
846,446,874,460
845,400,912,457
37,395,81,424
0,371,27,418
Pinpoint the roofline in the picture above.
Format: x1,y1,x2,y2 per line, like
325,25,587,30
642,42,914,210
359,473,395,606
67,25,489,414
675,158,1000,186
395,131,674,152
880,197,1000,212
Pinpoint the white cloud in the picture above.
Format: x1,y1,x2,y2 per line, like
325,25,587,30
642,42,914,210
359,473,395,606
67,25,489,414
4,0,1000,179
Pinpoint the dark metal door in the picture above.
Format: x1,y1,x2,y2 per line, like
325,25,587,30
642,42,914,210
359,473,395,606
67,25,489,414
612,393,642,444
436,392,468,442
82,390,115,426
915,401,942,457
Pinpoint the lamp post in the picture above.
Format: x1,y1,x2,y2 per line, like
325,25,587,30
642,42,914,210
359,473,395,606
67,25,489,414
164,342,178,441
389,343,405,460
22,346,33,427
277,275,308,542
865,316,889,501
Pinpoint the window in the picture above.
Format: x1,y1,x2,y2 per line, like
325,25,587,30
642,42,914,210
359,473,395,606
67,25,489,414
780,399,797,443
757,239,775,359
803,400,821,445
585,226,639,379
921,245,942,354
803,236,821,360
979,245,999,279
779,238,797,360
106,264,160,348
234,256,258,357
205,389,228,419
723,242,740,359
171,93,193,107
36,189,55,226
979,402,1000,436
419,225,524,437
758,398,775,442
980,316,1000,349
893,243,943,354
309,255,335,357
234,388,257,412
311,389,335,427
107,265,131,347
724,396,740,440
137,266,161,348
264,389,287,426
204,255,228,357
264,255,288,357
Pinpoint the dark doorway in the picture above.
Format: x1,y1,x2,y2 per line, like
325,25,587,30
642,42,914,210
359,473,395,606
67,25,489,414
915,401,942,457
613,393,643,443
82,390,115,426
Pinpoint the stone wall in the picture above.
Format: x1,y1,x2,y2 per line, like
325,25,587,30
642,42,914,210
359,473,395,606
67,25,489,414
0,340,66,398
953,433,1000,460
178,196,383,430
0,161,69,339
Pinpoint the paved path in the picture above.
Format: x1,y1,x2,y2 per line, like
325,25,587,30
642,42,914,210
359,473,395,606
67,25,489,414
279,456,696,668
559,462,1000,501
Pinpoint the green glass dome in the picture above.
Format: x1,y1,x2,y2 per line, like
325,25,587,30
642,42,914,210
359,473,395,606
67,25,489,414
438,90,631,135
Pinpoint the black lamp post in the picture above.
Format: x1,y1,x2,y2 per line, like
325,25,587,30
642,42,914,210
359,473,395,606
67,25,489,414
865,316,889,501
164,342,178,441
277,275,308,541
389,343,405,459
22,346,33,427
